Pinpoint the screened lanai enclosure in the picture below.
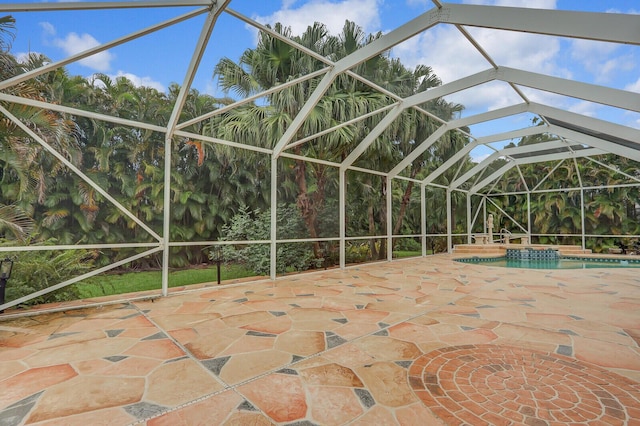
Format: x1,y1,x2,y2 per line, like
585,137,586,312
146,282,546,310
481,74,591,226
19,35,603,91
0,1,639,311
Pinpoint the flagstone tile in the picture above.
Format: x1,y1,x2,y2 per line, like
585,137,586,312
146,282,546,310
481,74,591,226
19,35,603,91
428,322,465,335
494,323,572,346
307,385,364,425
174,301,211,314
24,338,137,368
298,362,364,387
342,308,390,323
99,356,161,377
291,319,342,331
217,349,293,385
242,299,292,312
355,362,416,407
334,322,380,340
0,360,25,382
437,327,498,345
0,364,77,408
475,307,528,323
221,411,274,425
32,329,107,350
349,405,398,425
145,359,223,406
29,407,137,426
395,402,446,425
237,373,307,423
321,343,377,368
322,298,364,312
0,330,49,348
274,330,325,356
124,339,185,360
388,322,438,343
218,334,276,356
220,311,273,328
354,336,422,361
54,318,121,333
382,312,413,325
240,315,292,334
25,376,145,423
573,336,640,370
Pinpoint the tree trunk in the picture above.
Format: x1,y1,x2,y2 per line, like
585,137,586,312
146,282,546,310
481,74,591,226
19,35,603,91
367,177,377,259
378,178,387,260
392,165,420,235
294,147,321,258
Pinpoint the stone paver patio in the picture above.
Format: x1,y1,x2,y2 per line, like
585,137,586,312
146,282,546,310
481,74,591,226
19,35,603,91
1,254,639,425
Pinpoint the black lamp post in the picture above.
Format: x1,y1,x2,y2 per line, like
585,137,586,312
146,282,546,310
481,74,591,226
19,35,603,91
0,257,14,313
211,246,223,285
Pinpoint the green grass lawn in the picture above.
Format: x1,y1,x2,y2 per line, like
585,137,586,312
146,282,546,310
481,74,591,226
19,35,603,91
393,250,425,258
75,253,426,299
76,263,256,299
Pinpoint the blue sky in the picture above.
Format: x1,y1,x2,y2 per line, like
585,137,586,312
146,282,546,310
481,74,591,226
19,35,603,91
3,0,640,160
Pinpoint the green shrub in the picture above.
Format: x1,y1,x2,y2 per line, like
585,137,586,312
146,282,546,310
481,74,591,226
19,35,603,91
3,243,95,306
396,237,421,252
212,205,315,275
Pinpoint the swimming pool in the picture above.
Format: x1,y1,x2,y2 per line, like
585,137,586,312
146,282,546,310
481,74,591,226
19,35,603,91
455,256,640,269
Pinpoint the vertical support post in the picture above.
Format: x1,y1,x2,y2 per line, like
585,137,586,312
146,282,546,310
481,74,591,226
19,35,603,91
580,188,586,250
483,196,487,233
339,168,346,269
421,183,426,257
446,188,452,253
466,192,472,244
386,176,393,261
161,135,171,296
270,156,278,280
527,192,532,242
160,4,230,296
0,277,6,314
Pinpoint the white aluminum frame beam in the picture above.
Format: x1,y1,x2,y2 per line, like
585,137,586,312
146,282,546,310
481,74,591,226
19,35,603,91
469,163,515,194
1,1,211,12
444,3,640,45
530,103,640,150
498,67,640,113
161,1,230,294
422,121,543,186
0,7,208,91
451,140,573,188
470,147,604,194
388,125,449,177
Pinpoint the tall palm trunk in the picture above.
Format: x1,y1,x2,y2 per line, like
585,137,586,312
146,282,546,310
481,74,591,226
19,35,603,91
293,147,321,257
393,166,420,235
378,178,387,259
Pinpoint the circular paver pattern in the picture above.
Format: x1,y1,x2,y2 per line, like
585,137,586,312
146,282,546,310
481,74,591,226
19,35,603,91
409,344,640,425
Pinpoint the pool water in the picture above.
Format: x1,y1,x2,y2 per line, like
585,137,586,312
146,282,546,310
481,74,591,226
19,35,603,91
456,257,640,269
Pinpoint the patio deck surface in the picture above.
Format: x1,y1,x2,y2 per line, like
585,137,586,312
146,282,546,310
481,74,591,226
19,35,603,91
1,254,639,425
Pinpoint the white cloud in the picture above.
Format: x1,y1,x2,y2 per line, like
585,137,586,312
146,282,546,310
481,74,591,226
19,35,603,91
53,32,114,72
570,39,634,84
253,0,382,37
110,71,166,92
567,100,599,118
393,0,563,84
625,77,640,93
463,0,556,8
40,22,114,72
39,22,56,37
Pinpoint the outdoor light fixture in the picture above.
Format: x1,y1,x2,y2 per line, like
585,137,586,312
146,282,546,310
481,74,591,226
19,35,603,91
211,246,223,285
0,257,14,313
